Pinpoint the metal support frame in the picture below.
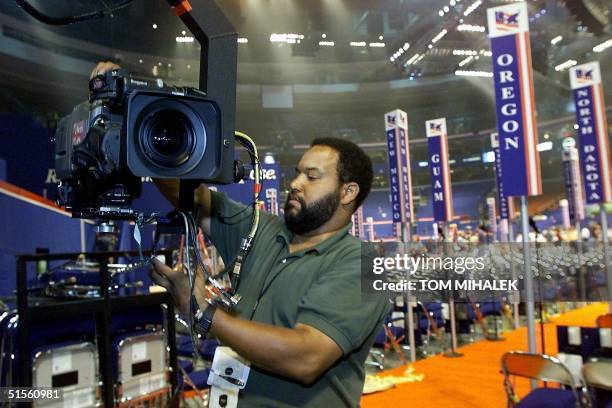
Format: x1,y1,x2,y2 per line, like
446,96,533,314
443,222,463,358
520,196,537,389
602,204,611,312
401,224,416,363
167,0,239,209
16,250,177,407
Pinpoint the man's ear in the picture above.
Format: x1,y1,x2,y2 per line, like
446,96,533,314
340,182,359,206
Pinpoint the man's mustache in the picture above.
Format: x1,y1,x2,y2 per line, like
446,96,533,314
286,194,305,206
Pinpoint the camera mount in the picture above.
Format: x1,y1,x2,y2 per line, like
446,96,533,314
166,0,238,212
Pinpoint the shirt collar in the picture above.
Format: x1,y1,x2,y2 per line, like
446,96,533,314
276,221,353,255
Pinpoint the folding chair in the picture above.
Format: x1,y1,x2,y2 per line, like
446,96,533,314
113,330,171,406
500,351,584,408
582,360,612,408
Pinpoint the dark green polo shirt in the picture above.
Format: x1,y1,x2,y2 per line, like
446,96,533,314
208,191,389,407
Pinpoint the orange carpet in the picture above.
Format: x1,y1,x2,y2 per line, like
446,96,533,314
361,303,609,408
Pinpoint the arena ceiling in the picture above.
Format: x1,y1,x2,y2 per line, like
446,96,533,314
0,0,610,187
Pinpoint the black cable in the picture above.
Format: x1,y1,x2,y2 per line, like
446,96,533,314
15,0,133,26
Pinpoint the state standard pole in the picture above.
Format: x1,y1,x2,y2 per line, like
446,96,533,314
576,219,587,305
507,221,520,329
401,223,417,363
520,196,537,389
443,222,462,357
601,204,611,312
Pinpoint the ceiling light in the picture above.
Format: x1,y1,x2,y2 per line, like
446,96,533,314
379,35,384,40
176,36,194,43
443,6,450,12
237,37,249,43
181,30,186,35
458,56,473,67
455,70,493,77
452,49,478,55
270,33,304,44
554,59,577,72
593,39,612,53
479,50,492,56
319,41,335,46
158,62,162,66
403,43,410,50
536,141,553,152
482,151,495,163
138,59,143,64
405,53,420,65
463,0,482,16
350,41,367,47
167,63,172,67
457,24,485,32
439,10,445,16
322,33,327,38
431,29,448,44
450,0,456,6
152,23,158,29
369,42,385,48
187,64,191,69
550,35,562,45
463,156,481,162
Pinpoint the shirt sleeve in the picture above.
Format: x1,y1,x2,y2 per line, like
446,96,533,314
295,245,390,355
208,190,253,265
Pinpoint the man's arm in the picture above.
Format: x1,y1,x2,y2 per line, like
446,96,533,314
150,258,343,386
209,311,343,385
153,179,212,236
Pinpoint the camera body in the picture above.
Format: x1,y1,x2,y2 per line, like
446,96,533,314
55,69,233,219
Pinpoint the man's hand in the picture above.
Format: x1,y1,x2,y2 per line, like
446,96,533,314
90,61,121,79
150,258,207,316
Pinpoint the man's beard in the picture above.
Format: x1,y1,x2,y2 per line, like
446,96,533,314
284,191,340,235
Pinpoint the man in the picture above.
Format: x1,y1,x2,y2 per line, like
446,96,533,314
91,62,389,407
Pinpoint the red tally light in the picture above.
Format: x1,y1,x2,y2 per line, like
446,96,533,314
253,183,262,194
172,0,192,16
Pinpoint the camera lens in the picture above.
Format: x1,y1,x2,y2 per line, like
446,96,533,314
140,109,195,168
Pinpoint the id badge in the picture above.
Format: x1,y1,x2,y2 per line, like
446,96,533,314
209,386,239,408
207,346,250,408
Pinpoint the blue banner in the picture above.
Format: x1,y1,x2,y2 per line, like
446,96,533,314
562,159,576,221
427,134,453,222
384,110,413,230
493,146,512,220
572,86,610,204
488,2,542,197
